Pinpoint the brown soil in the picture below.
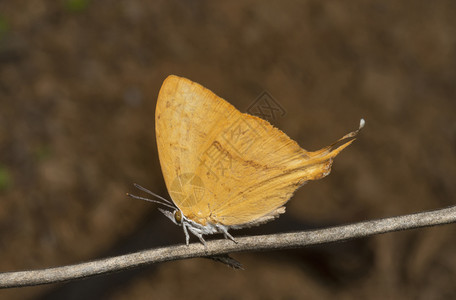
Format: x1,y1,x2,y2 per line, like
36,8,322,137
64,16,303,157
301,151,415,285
0,1,455,299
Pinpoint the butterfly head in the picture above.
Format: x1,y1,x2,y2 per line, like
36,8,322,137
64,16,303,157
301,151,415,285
157,207,184,226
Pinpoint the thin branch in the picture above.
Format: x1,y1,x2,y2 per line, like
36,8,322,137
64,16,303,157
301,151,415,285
1,205,455,289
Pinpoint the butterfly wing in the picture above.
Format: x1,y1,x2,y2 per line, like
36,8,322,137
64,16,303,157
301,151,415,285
206,115,360,227
156,75,361,227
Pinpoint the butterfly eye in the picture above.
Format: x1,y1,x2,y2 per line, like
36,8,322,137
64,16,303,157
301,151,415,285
174,210,182,224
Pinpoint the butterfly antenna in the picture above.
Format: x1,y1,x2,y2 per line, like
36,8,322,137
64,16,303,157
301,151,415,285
126,183,176,210
133,183,174,205
126,193,177,210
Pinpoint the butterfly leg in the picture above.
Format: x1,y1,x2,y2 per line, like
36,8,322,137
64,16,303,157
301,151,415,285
182,224,190,246
217,224,237,244
185,223,207,246
223,232,237,243
196,234,207,246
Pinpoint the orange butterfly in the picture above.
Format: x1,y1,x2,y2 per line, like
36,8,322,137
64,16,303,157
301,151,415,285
129,75,364,245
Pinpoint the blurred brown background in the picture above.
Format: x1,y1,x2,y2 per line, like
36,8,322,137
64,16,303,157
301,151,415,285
1,1,455,299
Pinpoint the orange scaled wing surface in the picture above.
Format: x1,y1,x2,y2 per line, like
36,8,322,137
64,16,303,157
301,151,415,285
155,75,361,227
